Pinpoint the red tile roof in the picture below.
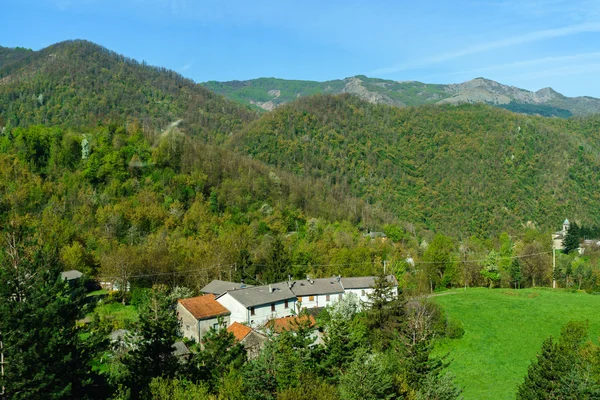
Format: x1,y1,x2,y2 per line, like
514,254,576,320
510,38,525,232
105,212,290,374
178,294,230,320
227,322,252,342
268,315,316,333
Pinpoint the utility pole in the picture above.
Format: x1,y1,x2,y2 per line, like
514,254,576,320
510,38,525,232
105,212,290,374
552,246,557,289
1,332,5,398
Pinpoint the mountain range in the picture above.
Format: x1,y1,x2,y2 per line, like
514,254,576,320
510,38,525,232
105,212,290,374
3,40,600,236
203,75,600,118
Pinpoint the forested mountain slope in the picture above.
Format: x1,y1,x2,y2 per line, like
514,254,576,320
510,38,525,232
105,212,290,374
233,94,600,236
0,40,258,141
204,75,600,117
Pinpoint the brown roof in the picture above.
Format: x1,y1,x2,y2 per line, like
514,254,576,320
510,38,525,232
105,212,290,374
227,322,252,342
267,315,316,333
178,294,230,320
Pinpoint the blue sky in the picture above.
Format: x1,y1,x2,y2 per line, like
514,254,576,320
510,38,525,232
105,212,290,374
3,0,600,97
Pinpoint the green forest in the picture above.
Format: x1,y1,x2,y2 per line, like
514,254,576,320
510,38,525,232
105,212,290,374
3,40,600,399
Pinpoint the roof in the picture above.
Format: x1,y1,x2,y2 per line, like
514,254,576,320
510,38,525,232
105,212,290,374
219,282,296,308
290,277,344,296
200,279,254,295
340,275,398,289
267,315,316,333
178,294,231,320
227,322,253,342
61,270,83,281
172,341,190,357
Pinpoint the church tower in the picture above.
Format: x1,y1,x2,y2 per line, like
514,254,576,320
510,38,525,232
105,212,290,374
563,219,570,233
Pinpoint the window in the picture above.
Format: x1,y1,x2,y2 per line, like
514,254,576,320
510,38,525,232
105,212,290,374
338,294,343,300
326,294,330,302
213,323,219,329
284,299,289,309
309,295,315,302
250,307,255,316
271,303,275,312
297,296,303,302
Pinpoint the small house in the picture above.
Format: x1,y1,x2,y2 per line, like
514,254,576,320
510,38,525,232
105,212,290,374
177,294,231,343
227,322,267,360
340,275,398,305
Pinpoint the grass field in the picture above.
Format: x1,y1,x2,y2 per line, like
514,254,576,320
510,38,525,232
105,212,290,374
90,301,139,330
432,288,600,400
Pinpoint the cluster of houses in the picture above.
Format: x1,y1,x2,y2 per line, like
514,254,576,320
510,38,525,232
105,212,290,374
176,275,398,347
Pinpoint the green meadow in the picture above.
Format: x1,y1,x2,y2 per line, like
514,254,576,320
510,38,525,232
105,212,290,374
432,288,600,400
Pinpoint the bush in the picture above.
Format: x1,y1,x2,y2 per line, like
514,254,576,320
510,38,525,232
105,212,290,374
445,319,465,339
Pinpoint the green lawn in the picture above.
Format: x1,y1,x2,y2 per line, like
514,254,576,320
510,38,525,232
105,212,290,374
90,301,139,330
432,288,600,400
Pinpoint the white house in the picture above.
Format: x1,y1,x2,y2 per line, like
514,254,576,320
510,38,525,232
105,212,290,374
340,275,398,306
215,282,297,327
177,294,231,343
289,277,344,309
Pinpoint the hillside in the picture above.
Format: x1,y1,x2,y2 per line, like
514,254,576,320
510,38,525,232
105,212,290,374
433,288,600,399
233,94,600,236
5,40,600,238
204,75,600,117
0,40,258,142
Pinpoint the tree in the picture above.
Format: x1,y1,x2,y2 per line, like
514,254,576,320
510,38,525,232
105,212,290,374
122,285,181,398
416,372,462,400
338,348,395,400
0,227,105,399
480,250,501,288
99,244,140,304
190,325,246,393
517,320,600,399
422,234,456,291
563,223,581,254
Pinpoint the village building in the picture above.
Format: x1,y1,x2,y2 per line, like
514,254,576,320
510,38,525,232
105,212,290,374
340,275,398,305
552,219,570,250
61,269,83,282
227,322,268,360
289,277,344,309
215,282,297,327
177,294,230,343
200,279,253,296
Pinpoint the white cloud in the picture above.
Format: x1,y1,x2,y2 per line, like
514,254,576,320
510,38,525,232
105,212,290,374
434,51,600,78
373,22,600,75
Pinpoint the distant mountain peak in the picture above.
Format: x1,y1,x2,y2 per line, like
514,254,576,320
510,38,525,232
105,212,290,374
203,75,600,117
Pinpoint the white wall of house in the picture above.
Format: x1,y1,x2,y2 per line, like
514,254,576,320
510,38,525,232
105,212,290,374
343,288,374,304
217,293,296,327
297,292,343,309
216,293,249,325
247,299,296,327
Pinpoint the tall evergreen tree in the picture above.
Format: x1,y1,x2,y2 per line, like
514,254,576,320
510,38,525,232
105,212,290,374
563,223,581,254
122,285,181,399
517,320,600,399
0,227,103,399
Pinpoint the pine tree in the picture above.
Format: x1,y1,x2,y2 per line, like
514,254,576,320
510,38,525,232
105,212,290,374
122,285,181,399
563,223,581,254
0,228,104,399
517,320,600,399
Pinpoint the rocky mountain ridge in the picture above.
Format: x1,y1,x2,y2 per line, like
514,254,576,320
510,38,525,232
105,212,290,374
204,75,600,117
